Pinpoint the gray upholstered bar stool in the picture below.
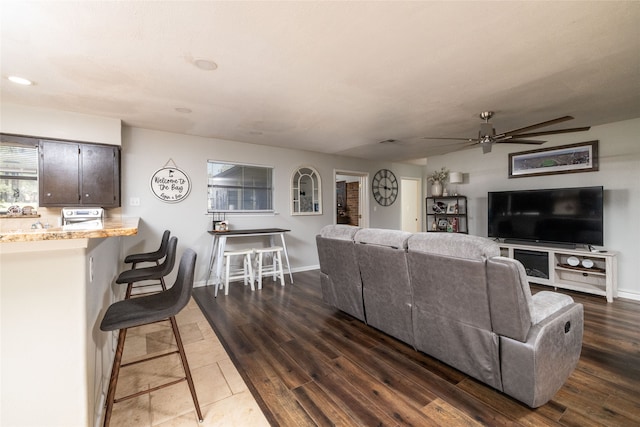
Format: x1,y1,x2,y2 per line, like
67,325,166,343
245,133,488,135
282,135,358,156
116,236,177,299
100,249,203,427
124,229,170,269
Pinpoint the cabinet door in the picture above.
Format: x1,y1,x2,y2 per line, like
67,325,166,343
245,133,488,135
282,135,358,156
39,140,80,206
80,144,120,207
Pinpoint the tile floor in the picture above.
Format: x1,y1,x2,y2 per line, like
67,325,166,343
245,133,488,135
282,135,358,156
108,297,269,427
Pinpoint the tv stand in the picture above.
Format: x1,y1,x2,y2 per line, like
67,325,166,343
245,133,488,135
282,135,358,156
498,242,618,302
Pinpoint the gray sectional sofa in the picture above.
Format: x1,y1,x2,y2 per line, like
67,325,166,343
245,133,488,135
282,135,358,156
316,225,583,408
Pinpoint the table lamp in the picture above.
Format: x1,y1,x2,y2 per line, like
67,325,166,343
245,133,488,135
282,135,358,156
449,172,463,195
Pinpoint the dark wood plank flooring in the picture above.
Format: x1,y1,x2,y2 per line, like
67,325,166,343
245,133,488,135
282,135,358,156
193,270,640,426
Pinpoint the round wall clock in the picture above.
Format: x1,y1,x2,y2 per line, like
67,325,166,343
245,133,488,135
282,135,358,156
372,169,398,206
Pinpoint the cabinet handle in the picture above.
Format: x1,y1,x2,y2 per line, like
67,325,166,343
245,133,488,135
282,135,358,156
46,193,52,197
85,194,90,198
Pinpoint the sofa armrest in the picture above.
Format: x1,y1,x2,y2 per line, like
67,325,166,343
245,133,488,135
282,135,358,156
531,291,574,324
500,302,583,407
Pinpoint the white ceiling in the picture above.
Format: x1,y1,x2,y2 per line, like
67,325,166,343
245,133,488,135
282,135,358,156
1,1,639,163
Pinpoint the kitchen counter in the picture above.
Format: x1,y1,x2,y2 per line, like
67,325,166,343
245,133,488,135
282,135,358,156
0,216,139,426
0,217,139,243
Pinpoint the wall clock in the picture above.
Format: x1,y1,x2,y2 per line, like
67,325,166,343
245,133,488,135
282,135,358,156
372,169,398,206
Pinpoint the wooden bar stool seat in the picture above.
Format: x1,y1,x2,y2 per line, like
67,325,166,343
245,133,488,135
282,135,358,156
216,248,255,297
254,246,285,289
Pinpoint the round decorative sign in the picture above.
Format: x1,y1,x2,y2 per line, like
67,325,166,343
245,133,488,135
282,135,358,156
150,167,191,203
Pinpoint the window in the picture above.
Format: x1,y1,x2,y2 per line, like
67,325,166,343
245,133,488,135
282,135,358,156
0,135,38,214
207,161,273,213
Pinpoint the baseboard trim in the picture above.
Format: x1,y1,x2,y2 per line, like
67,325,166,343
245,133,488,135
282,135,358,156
617,290,640,302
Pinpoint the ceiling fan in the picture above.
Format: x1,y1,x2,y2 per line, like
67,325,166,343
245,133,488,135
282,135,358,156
422,111,591,154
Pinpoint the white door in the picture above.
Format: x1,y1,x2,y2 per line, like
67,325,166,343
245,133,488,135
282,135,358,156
401,178,421,232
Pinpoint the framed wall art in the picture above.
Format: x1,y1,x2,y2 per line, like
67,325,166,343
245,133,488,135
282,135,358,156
150,159,192,203
508,140,599,179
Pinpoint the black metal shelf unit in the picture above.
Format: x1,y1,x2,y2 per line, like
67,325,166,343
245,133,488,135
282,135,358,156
426,195,468,233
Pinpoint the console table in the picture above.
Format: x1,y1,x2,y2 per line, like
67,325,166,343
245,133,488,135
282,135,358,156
205,228,293,288
498,242,618,302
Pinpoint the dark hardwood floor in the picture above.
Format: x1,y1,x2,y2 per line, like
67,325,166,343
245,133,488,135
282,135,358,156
193,270,640,426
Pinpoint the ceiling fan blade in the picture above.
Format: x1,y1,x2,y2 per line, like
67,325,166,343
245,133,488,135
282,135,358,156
498,126,591,139
422,137,476,141
497,116,575,138
498,139,547,145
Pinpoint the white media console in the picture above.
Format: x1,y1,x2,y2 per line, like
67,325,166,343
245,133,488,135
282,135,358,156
498,242,618,302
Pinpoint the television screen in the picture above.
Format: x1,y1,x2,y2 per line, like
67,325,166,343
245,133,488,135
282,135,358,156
488,186,603,247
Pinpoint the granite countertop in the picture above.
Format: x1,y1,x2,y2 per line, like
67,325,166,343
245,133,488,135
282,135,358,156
0,217,139,243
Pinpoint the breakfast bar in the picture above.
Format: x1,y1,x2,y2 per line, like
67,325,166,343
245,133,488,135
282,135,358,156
0,217,139,427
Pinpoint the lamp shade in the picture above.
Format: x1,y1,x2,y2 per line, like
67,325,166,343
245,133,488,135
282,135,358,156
449,172,463,184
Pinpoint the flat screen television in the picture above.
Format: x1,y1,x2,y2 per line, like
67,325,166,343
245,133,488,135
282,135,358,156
488,186,604,248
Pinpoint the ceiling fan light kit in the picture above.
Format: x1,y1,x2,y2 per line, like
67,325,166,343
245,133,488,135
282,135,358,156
423,111,591,154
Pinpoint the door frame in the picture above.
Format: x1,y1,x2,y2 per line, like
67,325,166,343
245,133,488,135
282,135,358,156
334,169,369,228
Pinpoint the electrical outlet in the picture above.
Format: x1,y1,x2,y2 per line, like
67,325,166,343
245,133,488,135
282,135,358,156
129,197,140,206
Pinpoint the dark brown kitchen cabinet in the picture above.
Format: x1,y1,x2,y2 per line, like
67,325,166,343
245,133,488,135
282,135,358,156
39,139,120,207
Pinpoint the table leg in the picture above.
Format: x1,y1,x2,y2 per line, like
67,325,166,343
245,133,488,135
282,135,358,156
205,235,219,286
278,233,294,284
214,236,227,289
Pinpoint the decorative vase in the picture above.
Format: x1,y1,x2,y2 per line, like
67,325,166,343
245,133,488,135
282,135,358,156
431,181,443,197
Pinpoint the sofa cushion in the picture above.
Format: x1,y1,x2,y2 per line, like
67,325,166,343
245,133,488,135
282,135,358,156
355,228,414,346
531,291,574,324
407,232,502,389
319,224,360,240
407,232,500,260
316,227,365,321
354,228,411,249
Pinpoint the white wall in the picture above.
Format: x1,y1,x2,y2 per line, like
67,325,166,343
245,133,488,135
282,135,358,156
119,126,424,285
1,103,122,145
425,118,640,300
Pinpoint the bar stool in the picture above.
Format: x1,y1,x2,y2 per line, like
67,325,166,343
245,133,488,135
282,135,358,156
123,230,170,269
216,248,254,297
100,249,202,427
254,246,285,289
116,236,177,299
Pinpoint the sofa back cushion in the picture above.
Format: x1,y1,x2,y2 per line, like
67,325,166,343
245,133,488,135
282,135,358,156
354,228,414,345
407,233,502,389
408,232,501,259
316,225,365,321
320,224,361,241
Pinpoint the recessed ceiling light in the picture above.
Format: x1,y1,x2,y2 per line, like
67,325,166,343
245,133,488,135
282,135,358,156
175,107,192,113
194,59,218,71
8,75,33,85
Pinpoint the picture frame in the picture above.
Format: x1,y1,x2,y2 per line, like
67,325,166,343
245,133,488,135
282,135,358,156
447,202,457,214
508,140,599,179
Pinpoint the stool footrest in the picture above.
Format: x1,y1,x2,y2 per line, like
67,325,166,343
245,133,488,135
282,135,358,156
114,377,187,404
121,348,179,368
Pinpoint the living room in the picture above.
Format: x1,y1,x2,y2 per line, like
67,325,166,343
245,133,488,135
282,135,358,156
1,2,639,426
